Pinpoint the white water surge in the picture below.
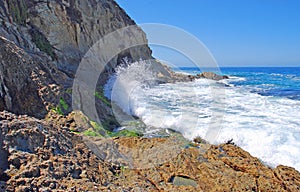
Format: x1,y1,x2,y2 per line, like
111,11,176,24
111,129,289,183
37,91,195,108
104,62,300,171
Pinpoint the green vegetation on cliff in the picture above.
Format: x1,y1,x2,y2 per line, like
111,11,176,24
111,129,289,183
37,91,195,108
59,97,69,111
94,90,111,106
108,129,142,137
83,129,102,137
51,106,63,115
88,120,142,138
7,0,27,25
29,27,56,59
50,98,69,115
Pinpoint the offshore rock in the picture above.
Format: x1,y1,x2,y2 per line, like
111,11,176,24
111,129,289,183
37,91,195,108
197,72,229,81
173,71,230,82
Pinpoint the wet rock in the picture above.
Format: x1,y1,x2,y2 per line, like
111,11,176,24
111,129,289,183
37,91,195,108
197,72,229,81
193,136,208,144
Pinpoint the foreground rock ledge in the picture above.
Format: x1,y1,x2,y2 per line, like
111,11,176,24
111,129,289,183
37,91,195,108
0,111,299,191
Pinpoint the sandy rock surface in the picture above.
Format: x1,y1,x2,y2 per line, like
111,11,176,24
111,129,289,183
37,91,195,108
1,111,299,191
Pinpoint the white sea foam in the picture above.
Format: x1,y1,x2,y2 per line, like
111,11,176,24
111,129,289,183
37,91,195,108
227,76,247,81
271,73,285,77
105,63,300,171
219,76,246,87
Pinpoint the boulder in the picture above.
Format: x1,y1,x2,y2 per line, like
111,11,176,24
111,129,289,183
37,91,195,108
197,72,229,81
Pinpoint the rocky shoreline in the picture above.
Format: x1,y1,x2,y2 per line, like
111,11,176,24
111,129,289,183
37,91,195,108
1,110,300,191
0,0,300,191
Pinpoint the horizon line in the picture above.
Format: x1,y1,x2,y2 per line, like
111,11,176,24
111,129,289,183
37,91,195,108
174,66,300,68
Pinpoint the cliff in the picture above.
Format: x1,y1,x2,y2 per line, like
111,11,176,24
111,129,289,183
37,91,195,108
0,0,152,75
0,0,174,120
0,0,300,191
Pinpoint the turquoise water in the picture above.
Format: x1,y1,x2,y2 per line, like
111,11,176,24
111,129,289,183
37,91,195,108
178,67,300,100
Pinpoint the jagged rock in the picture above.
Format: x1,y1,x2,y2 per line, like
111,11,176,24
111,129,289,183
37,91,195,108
0,36,65,118
135,140,300,191
0,111,158,191
197,72,229,81
26,0,153,77
0,111,300,191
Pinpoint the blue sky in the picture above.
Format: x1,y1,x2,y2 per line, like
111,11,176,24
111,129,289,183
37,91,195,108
115,0,300,67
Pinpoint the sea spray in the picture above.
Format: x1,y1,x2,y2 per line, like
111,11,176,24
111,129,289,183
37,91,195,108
105,66,300,171
104,59,157,115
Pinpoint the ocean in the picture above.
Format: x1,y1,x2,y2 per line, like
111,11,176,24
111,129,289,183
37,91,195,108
105,64,300,171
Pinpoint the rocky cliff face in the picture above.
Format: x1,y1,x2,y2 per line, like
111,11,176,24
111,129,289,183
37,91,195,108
0,0,153,74
0,36,67,118
0,0,171,119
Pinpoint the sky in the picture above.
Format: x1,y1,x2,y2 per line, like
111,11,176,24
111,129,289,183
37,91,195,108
115,0,300,67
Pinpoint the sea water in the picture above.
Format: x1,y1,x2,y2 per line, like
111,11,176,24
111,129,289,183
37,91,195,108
105,63,300,171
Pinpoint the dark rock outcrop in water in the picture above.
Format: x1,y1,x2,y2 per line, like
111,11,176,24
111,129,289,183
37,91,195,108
0,0,300,191
197,72,229,81
173,71,229,82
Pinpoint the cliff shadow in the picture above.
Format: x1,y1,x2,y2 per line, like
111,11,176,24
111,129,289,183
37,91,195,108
0,128,9,190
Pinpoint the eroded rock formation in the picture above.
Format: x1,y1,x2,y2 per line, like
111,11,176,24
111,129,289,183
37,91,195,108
0,111,299,191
